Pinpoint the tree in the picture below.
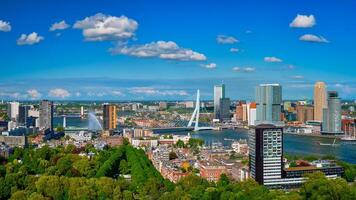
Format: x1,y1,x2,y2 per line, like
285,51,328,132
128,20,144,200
176,139,185,148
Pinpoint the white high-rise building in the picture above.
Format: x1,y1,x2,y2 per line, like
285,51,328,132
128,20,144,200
247,103,257,126
7,102,19,121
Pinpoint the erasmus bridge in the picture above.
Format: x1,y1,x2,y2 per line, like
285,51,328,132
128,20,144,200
152,89,214,132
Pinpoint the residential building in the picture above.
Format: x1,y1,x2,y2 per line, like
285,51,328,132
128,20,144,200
200,160,227,182
322,91,342,135
314,82,327,122
103,104,117,130
219,98,231,121
296,105,314,123
249,124,283,186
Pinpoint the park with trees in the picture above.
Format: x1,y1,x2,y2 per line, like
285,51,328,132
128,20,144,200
1,143,356,199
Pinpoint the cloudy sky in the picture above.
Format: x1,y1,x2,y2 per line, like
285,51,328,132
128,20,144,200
0,0,355,100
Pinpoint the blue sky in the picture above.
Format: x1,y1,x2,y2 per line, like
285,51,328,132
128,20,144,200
0,0,355,100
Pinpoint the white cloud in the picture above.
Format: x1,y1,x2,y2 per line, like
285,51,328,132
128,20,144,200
27,89,41,99
299,34,329,43
75,92,81,97
49,20,70,31
289,14,316,28
216,35,239,44
0,92,22,99
112,90,124,96
129,87,188,96
0,20,11,32
49,88,70,98
17,32,44,45
291,75,304,79
232,67,255,73
73,13,138,41
230,48,239,53
287,65,296,69
264,56,282,63
87,92,106,97
201,63,217,69
334,83,355,95
111,41,207,61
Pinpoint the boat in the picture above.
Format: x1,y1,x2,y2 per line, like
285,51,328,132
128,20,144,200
319,138,339,147
223,138,234,141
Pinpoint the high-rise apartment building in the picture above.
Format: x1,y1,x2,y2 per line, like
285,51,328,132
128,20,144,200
39,100,53,131
322,91,342,134
314,82,327,122
255,84,282,125
7,102,19,121
103,104,117,130
214,84,225,119
249,124,283,186
248,102,257,126
235,102,243,121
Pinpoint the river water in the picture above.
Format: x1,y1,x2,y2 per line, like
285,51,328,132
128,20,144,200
54,117,356,164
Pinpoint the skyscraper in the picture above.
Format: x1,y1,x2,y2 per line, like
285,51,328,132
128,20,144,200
39,100,53,132
103,104,117,130
314,82,327,122
248,102,257,126
214,84,225,119
255,84,282,125
322,91,342,134
218,98,231,121
249,124,283,185
18,105,31,126
7,102,19,121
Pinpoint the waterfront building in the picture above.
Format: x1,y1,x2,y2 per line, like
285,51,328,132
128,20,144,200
39,100,53,132
314,82,327,122
214,84,225,120
80,106,84,118
322,91,342,135
242,104,248,122
296,105,314,123
255,84,282,125
7,102,19,121
218,98,231,122
249,124,283,186
248,102,257,126
103,104,117,131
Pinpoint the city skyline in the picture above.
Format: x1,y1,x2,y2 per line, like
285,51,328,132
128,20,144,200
1,0,355,100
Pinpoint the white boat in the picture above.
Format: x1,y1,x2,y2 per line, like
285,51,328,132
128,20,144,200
319,138,339,147
340,136,356,141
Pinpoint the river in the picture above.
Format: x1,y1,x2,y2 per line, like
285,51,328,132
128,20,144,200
54,117,356,164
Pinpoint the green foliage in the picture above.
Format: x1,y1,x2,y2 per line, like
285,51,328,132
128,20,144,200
2,144,356,200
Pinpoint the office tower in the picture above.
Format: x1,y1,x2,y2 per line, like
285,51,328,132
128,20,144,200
314,82,327,122
248,102,257,126
322,91,342,134
296,105,314,123
7,102,19,121
255,84,282,125
103,104,117,130
39,100,54,131
218,98,231,121
249,124,283,185
214,84,225,119
18,105,31,126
